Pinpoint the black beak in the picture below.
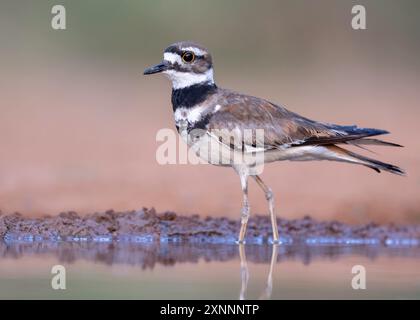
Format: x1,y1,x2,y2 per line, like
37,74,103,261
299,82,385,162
143,61,168,75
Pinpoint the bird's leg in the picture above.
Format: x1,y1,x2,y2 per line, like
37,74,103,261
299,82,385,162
238,244,249,300
237,173,250,244
253,175,279,243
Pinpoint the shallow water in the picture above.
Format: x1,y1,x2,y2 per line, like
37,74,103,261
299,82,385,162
0,241,419,299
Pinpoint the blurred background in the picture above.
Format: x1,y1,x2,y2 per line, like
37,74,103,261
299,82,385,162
0,0,419,223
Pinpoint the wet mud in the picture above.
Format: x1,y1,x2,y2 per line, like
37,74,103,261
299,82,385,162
1,208,420,246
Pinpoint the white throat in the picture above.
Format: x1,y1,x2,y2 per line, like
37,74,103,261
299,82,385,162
163,68,214,90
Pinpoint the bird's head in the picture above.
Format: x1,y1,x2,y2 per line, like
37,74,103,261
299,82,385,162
144,41,214,89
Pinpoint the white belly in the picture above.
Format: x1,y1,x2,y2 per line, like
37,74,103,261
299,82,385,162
179,127,270,176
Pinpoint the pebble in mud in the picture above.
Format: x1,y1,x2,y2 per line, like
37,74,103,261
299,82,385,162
1,208,420,245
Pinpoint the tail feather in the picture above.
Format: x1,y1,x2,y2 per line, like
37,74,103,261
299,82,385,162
326,145,406,176
329,125,389,138
347,138,403,148
300,126,393,147
358,155,406,175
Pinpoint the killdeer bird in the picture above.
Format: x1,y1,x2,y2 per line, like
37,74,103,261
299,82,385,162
144,41,405,244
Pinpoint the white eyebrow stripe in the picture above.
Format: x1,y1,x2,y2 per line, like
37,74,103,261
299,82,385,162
163,52,182,64
181,47,206,56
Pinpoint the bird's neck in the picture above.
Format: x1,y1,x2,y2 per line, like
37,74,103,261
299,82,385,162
171,82,217,112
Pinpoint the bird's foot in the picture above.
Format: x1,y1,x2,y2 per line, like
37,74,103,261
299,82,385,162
269,238,281,245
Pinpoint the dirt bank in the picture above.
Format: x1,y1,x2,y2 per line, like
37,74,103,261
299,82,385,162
1,208,420,245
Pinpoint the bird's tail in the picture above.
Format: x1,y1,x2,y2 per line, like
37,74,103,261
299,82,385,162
326,145,406,176
347,138,403,148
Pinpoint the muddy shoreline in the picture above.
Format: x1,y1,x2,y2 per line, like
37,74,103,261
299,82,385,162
1,208,420,245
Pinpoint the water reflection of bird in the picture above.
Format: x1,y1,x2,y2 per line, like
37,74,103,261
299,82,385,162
239,244,279,300
144,41,405,244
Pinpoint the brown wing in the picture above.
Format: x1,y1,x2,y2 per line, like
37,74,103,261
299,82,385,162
206,90,389,151
207,90,340,150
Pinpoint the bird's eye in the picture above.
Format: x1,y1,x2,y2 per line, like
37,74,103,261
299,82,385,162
181,51,195,63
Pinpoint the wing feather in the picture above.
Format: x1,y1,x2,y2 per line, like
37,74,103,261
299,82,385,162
206,90,386,151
